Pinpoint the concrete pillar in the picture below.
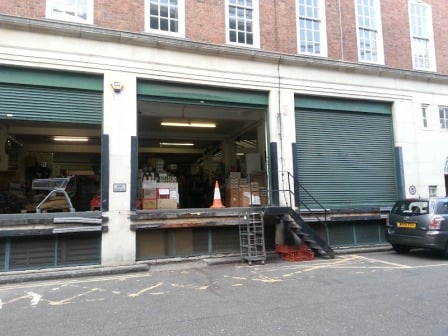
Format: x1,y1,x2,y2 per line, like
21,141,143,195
222,139,237,173
101,72,137,266
268,88,296,206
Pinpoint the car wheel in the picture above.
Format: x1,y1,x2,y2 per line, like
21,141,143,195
392,244,410,254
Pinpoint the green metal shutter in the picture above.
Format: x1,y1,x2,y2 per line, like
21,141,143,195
295,97,397,209
137,80,269,108
0,67,103,124
0,83,103,124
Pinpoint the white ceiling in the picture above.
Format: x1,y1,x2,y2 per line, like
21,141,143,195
2,100,265,164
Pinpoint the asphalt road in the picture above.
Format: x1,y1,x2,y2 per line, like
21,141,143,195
1,250,448,336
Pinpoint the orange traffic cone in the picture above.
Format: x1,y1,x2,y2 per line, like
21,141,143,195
210,181,225,208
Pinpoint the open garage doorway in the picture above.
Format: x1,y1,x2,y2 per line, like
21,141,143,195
0,67,103,214
136,81,269,210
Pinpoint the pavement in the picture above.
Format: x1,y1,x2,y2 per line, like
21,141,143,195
0,244,392,285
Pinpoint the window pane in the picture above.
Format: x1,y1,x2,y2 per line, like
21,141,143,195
150,3,159,15
229,30,236,42
160,18,169,30
160,4,169,18
170,8,178,19
238,31,245,43
247,33,253,45
238,18,244,31
150,16,159,29
246,21,252,33
170,20,178,32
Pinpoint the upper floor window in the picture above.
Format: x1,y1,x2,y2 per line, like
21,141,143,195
428,185,437,197
355,0,384,63
296,0,327,56
421,104,428,128
145,0,185,37
46,0,93,24
409,1,436,71
439,106,448,129
225,0,260,48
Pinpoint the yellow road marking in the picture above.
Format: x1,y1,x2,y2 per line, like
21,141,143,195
0,272,152,292
48,288,102,306
128,282,163,297
352,255,412,268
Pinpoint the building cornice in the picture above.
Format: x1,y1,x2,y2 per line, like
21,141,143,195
1,13,447,84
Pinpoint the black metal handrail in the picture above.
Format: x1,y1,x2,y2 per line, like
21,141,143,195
270,170,329,224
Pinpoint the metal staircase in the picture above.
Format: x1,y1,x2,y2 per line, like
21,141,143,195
264,206,335,259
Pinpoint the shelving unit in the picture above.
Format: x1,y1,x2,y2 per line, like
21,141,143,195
239,211,266,265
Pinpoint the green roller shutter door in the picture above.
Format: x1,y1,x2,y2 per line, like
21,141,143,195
295,96,397,209
137,80,269,108
0,67,103,124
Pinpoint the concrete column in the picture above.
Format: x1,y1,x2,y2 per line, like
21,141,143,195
268,88,296,206
222,140,237,173
101,72,137,266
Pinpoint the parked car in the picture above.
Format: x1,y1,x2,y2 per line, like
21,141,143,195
385,197,448,257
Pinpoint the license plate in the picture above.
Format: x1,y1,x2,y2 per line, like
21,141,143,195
397,222,416,229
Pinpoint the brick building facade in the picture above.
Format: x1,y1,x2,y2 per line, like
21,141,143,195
0,1,447,270
2,0,447,71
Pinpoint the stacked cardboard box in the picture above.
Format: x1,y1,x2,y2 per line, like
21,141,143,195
141,181,179,209
250,172,267,206
225,172,267,207
156,182,178,209
225,172,241,207
142,181,157,210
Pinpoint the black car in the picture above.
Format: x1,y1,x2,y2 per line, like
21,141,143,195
385,197,448,257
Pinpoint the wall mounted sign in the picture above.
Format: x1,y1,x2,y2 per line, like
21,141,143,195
409,185,416,195
113,183,127,192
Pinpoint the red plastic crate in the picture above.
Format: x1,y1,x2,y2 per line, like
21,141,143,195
276,244,314,262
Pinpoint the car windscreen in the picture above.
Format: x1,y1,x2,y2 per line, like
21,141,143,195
391,200,429,216
435,201,448,215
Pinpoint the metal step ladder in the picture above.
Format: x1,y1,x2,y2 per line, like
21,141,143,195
281,213,335,258
264,207,335,259
239,211,266,266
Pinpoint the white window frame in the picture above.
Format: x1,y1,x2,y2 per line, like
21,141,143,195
408,1,436,71
144,0,185,38
439,106,448,129
225,0,260,48
45,0,94,24
296,0,328,56
355,0,384,64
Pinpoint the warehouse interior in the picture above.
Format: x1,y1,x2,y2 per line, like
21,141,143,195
136,100,268,209
0,99,268,212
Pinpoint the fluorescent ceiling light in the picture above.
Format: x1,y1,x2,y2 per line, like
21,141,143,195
161,121,216,128
160,142,194,146
53,136,89,142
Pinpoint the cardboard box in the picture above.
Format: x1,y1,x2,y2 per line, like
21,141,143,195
143,188,156,198
250,172,266,188
142,198,157,210
239,186,261,207
250,182,259,191
157,199,178,209
225,188,240,207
